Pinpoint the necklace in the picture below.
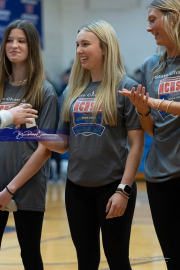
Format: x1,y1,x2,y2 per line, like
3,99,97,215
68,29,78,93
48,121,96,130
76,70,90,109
9,76,27,84
167,57,176,68
8,75,27,103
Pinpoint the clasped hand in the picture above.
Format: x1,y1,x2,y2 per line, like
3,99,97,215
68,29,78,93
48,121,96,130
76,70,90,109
106,192,128,219
0,188,13,211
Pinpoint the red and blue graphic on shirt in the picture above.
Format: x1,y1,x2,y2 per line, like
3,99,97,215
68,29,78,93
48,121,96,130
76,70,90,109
158,76,180,119
72,98,105,136
0,102,15,111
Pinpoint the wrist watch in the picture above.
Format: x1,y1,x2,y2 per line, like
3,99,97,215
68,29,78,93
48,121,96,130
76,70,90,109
117,184,132,195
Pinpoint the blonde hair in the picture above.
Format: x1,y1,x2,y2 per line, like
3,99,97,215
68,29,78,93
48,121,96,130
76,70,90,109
149,0,180,78
62,20,126,126
0,20,44,111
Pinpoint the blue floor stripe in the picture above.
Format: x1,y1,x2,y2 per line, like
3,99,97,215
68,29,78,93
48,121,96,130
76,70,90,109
1,231,166,268
4,226,16,233
1,235,71,252
0,258,166,267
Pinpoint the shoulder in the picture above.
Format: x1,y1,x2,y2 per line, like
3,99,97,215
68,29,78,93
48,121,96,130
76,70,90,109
119,75,138,91
63,86,69,97
43,79,57,97
141,54,160,72
58,87,68,108
61,86,69,101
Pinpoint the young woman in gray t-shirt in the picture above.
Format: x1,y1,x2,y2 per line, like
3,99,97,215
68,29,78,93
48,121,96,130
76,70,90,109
120,0,180,269
39,20,144,270
0,20,58,269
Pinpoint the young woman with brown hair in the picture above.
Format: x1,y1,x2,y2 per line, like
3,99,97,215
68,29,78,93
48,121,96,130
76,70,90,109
0,20,59,270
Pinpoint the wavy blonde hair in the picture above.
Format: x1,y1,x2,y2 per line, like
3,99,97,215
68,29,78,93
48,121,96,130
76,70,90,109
62,20,126,126
0,20,44,111
149,0,180,78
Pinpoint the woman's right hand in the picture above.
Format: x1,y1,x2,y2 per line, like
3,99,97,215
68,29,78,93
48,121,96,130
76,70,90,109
119,84,150,115
106,192,128,219
0,188,13,211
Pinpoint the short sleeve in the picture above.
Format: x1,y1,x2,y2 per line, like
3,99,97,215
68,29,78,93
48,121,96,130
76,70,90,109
124,96,142,130
37,81,59,133
119,76,142,130
57,90,70,135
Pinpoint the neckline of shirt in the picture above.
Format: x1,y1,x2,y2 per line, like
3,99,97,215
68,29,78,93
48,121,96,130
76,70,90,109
166,55,180,63
90,80,102,84
6,81,25,89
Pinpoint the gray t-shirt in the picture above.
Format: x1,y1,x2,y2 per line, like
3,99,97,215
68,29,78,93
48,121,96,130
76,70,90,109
58,75,142,187
141,54,180,183
0,80,59,211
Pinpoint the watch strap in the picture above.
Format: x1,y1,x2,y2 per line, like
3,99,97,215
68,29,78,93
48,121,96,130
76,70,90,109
117,183,132,195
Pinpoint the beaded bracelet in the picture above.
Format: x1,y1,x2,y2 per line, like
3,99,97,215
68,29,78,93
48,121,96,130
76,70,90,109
135,108,150,117
166,100,174,113
116,190,129,200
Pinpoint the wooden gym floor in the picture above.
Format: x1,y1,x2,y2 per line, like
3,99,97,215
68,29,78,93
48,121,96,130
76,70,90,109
0,180,167,270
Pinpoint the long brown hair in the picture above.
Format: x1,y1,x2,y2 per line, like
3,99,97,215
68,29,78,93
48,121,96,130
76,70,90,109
0,20,44,111
62,20,126,126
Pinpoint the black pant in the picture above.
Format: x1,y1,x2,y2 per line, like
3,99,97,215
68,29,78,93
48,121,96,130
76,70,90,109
146,178,180,270
65,179,137,270
0,210,44,270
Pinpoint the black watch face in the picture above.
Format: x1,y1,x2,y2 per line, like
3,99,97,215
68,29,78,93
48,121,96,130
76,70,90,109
124,185,132,194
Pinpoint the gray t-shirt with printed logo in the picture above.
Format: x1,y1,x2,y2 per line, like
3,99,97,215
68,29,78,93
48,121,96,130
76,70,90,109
0,80,59,211
58,75,142,187
141,54,180,182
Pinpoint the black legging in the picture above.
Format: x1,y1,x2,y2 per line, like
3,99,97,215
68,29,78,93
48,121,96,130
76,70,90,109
0,210,44,270
65,179,137,270
146,177,180,270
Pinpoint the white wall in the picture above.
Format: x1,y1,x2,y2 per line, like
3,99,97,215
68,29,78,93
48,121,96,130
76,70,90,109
42,0,157,83
42,0,62,82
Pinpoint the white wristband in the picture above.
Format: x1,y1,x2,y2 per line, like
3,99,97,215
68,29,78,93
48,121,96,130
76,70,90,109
26,118,36,128
0,110,13,129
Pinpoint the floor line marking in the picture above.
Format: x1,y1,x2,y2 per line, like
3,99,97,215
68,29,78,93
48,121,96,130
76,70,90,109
1,235,71,251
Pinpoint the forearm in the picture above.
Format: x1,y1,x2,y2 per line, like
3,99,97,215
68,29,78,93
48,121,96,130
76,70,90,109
30,129,69,154
7,145,51,194
148,97,180,115
139,114,154,137
121,136,144,186
40,139,69,154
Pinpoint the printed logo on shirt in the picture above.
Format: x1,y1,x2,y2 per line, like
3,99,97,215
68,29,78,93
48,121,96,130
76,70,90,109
0,96,25,112
155,70,180,79
72,98,105,136
0,102,16,111
158,76,180,119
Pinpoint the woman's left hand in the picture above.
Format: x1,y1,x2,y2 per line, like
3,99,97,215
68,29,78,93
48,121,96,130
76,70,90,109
106,193,128,219
0,188,13,211
119,85,150,115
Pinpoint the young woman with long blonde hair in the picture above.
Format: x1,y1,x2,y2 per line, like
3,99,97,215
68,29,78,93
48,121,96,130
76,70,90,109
39,20,144,270
120,0,180,269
